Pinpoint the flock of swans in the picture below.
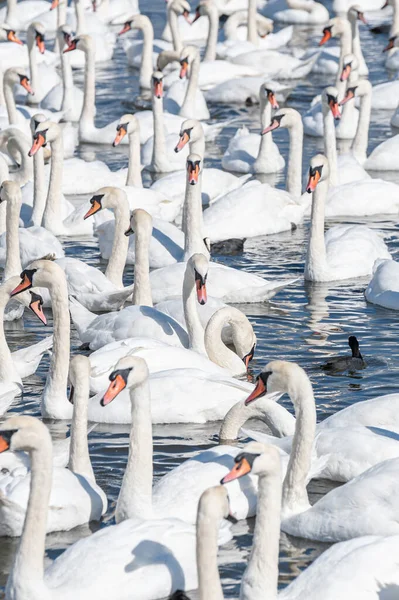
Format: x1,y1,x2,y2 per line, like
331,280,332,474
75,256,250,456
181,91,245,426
0,0,398,597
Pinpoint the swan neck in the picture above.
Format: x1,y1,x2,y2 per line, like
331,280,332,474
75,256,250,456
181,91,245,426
335,25,351,95
75,0,87,35
180,53,201,118
205,309,244,372
60,35,75,119
286,120,303,197
0,280,22,384
151,95,167,171
42,273,71,419
247,0,259,45
5,0,16,25
133,221,153,306
80,43,96,132
4,193,22,281
204,6,218,61
391,0,399,36
282,374,316,516
183,266,206,354
4,77,18,125
27,37,39,106
241,468,281,600
304,180,328,280
42,132,64,233
139,18,154,90
30,148,47,227
104,192,130,289
197,501,225,600
68,373,95,481
352,88,371,163
116,378,153,522
323,107,338,187
127,129,143,187
168,6,182,52
255,98,273,166
183,173,209,260
7,437,52,594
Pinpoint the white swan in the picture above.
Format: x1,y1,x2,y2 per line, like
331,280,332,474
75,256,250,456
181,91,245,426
244,360,399,542
217,448,399,600
203,108,306,242
364,99,399,170
0,418,198,599
162,0,209,48
261,0,329,24
365,258,399,310
22,22,60,106
0,367,107,537
304,154,391,282
0,67,36,134
221,84,285,174
0,0,53,31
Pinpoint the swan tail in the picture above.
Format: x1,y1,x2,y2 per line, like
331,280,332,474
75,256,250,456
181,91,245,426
69,297,97,339
74,284,134,312
12,335,54,380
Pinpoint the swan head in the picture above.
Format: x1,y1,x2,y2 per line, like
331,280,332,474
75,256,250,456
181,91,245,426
0,416,51,456
4,67,34,96
27,22,46,54
101,356,149,406
29,120,59,157
244,360,313,408
187,253,208,305
63,34,92,54
10,258,64,297
186,153,202,185
321,86,341,119
197,486,230,525
306,154,329,193
340,53,358,82
118,14,149,35
84,187,128,219
30,113,47,136
125,208,153,237
58,24,74,50
175,119,202,153
261,107,300,136
179,46,199,79
113,114,139,147
192,0,217,23
169,0,191,21
319,18,349,45
221,442,281,484
0,179,20,204
347,5,367,24
68,355,90,404
340,77,371,105
152,70,164,98
383,34,399,52
0,24,23,45
259,84,279,109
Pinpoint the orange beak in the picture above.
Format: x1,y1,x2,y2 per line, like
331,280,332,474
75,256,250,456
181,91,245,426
36,34,45,54
7,30,23,45
154,80,163,98
328,98,341,119
243,346,255,369
267,91,279,109
101,374,127,406
50,0,59,9
175,131,189,153
244,377,267,405
319,27,332,46
261,118,280,135
0,436,10,453
29,133,46,157
118,22,131,35
340,87,355,106
84,199,102,219
196,278,207,305
63,38,77,53
306,169,321,193
20,76,34,95
340,63,351,81
357,11,367,24
113,126,127,147
180,60,188,79
221,457,251,484
187,161,200,184
29,296,47,325
11,273,33,296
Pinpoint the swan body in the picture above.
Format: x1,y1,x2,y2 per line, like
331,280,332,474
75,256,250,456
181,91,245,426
204,76,291,105
0,0,53,31
262,0,329,23
365,259,399,310
364,134,399,171
230,49,318,80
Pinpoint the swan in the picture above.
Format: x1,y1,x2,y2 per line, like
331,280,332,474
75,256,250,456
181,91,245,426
363,102,399,170
0,419,199,599
261,0,329,24
304,154,391,282
0,366,107,537
0,128,33,187
217,448,399,600
221,84,285,174
22,22,60,106
1,67,35,133
244,360,399,542
162,0,209,48
203,108,306,242
0,180,64,273
0,0,53,31
141,70,189,173
365,258,399,310
383,31,399,71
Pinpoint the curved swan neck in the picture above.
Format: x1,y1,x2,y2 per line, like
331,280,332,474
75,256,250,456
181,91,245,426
3,188,22,281
304,178,329,281
42,272,71,419
205,308,246,372
183,264,206,354
352,84,371,163
104,191,130,288
197,499,225,600
183,172,209,260
7,136,32,185
68,371,94,481
7,433,53,596
133,219,153,306
322,103,338,187
168,5,182,52
30,147,46,227
42,129,64,233
180,53,201,118
248,0,259,45
203,4,219,61
282,370,316,517
4,76,18,125
138,17,154,90
116,377,153,522
224,10,247,40
286,119,303,197
127,127,143,187
80,40,96,136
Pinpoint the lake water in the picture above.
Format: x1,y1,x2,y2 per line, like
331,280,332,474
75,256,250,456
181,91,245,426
1,0,399,596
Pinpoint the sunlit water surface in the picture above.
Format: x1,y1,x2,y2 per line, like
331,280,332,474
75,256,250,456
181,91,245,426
1,0,399,596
